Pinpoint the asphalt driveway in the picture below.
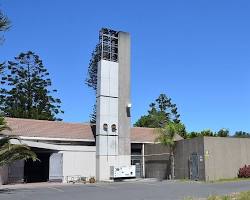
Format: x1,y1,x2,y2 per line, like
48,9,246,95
1,180,250,200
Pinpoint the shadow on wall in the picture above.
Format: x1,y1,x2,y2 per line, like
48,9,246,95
145,159,171,180
144,144,171,180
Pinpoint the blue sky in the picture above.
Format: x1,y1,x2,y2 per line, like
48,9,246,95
1,0,249,133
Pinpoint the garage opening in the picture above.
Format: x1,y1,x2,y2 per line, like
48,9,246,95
24,149,52,183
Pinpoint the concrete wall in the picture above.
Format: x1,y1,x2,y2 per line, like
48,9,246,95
174,137,205,180
96,60,119,157
0,166,8,185
118,31,131,156
96,59,119,180
204,137,250,181
62,150,96,183
8,160,24,183
144,144,171,180
0,160,25,185
96,31,131,181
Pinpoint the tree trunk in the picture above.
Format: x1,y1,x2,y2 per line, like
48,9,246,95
170,149,175,179
172,152,175,179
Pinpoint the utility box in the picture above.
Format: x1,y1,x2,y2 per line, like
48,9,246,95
110,166,136,179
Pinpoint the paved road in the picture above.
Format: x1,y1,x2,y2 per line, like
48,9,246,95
0,180,250,200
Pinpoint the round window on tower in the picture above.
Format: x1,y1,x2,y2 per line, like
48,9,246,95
103,123,108,131
111,124,117,132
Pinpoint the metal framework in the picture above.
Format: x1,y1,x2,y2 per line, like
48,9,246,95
98,28,119,62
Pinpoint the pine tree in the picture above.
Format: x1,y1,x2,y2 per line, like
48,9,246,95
0,51,63,120
86,45,99,91
0,10,10,44
85,45,99,123
0,9,11,70
134,94,181,128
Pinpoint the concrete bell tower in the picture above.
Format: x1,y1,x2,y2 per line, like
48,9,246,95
95,28,132,181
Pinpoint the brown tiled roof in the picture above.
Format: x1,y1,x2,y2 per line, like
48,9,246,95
130,127,183,143
3,118,94,141
2,118,182,143
130,127,156,143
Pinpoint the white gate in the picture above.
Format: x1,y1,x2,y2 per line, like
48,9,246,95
49,153,63,182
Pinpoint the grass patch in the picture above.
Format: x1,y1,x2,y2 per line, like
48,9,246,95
209,177,250,183
184,191,250,200
178,177,250,184
208,191,250,200
179,178,192,182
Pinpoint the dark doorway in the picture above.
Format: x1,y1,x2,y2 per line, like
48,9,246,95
189,152,199,180
24,152,50,183
131,143,143,178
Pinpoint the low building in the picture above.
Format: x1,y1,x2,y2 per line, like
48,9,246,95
175,136,250,181
1,117,250,184
0,117,178,184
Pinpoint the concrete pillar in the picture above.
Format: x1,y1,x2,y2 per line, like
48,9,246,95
96,29,131,181
118,32,131,158
142,143,145,178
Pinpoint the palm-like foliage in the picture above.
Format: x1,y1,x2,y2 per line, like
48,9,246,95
156,122,184,147
0,117,10,132
0,117,37,167
156,122,185,179
156,123,176,147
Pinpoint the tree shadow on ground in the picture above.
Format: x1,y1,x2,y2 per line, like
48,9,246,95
0,188,15,194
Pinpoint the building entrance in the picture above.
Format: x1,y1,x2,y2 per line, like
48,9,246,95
24,151,51,183
189,152,199,180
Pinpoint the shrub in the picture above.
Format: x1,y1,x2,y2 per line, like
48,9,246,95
238,165,250,178
89,177,96,183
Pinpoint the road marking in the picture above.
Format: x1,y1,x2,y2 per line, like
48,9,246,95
48,187,64,192
90,184,117,189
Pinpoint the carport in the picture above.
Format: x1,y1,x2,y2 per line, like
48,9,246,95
24,148,55,183
6,139,96,184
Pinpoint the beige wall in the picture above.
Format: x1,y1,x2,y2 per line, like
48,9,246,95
62,150,96,182
118,31,131,156
204,137,250,181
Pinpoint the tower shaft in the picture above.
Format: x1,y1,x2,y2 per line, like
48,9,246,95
96,28,131,181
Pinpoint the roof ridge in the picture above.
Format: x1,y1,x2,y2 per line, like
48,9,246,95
5,117,91,126
5,118,157,129
132,127,156,129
